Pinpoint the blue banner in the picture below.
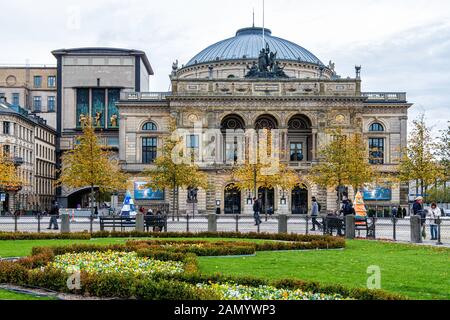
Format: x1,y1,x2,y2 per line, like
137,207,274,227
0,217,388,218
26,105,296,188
134,182,164,200
363,187,392,201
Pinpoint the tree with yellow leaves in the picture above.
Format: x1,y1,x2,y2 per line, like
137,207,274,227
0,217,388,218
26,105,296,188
309,128,377,203
57,119,128,215
398,114,444,203
0,147,22,192
228,130,301,214
144,119,208,217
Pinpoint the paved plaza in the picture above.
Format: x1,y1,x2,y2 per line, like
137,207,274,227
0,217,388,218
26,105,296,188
0,215,448,247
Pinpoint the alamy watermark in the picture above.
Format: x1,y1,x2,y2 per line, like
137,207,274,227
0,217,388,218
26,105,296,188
367,265,381,290
171,124,283,175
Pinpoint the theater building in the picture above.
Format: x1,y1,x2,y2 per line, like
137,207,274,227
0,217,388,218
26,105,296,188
118,26,412,215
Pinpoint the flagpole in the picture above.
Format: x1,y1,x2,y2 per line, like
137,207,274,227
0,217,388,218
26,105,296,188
262,0,265,47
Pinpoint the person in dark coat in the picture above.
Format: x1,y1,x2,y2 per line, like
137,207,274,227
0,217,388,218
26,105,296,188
47,200,59,230
253,197,262,226
413,196,425,224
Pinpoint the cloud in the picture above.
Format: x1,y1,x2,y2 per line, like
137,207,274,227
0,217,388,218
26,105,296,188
0,0,449,135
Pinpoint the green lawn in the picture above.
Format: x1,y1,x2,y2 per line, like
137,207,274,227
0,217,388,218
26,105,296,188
199,240,450,300
0,289,55,300
0,237,448,300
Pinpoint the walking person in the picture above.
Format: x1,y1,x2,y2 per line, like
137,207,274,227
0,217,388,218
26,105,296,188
310,197,322,231
253,197,262,226
391,206,398,218
428,203,441,240
47,200,59,230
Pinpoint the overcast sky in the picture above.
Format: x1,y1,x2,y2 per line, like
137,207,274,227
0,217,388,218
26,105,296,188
1,0,449,135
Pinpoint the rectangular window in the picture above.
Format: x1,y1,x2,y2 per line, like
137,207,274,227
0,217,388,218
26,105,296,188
142,137,157,164
369,138,385,164
47,76,56,88
186,135,199,148
47,96,55,112
92,89,106,128
3,121,10,135
290,142,304,161
12,93,20,106
76,89,89,128
107,89,120,128
3,145,10,157
34,76,42,88
33,96,42,112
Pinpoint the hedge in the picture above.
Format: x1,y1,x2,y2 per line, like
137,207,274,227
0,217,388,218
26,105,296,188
0,232,91,241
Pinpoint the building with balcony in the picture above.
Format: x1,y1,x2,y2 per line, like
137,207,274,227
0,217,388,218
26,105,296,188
118,26,412,215
0,97,56,213
0,66,57,129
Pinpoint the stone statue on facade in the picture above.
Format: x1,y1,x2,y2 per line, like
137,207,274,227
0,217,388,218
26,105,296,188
171,60,179,76
79,113,87,126
110,114,118,127
246,44,288,79
95,111,102,127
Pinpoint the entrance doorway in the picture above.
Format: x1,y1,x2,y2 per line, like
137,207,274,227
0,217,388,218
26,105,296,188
292,186,308,214
258,187,274,215
224,185,241,214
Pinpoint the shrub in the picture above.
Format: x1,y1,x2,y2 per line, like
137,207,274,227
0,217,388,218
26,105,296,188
0,232,91,241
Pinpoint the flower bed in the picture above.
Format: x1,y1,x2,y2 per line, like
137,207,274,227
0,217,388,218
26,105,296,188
0,236,407,300
48,251,184,277
196,283,349,300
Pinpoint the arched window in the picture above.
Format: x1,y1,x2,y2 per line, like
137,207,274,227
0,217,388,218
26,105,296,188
142,122,157,131
369,123,384,132
255,115,278,130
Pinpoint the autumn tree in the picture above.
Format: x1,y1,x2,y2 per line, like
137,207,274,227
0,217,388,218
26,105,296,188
228,130,302,214
144,119,208,217
309,128,377,203
430,120,450,203
57,119,128,215
398,114,444,203
0,147,22,192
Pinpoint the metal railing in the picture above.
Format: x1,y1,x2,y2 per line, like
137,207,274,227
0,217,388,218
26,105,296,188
0,213,447,246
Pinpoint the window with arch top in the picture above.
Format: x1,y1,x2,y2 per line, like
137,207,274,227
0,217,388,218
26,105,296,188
369,123,384,132
142,122,157,131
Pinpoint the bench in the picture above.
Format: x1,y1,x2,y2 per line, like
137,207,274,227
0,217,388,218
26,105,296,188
355,216,375,238
99,217,136,231
324,216,344,236
144,215,168,232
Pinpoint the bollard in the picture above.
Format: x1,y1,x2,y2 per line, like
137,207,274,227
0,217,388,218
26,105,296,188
186,214,190,233
436,216,443,246
208,214,217,232
345,215,355,239
37,213,41,233
235,215,239,233
14,215,18,232
90,215,94,234
278,214,288,234
410,215,422,243
305,215,309,235
135,213,145,233
61,213,70,233
392,217,397,241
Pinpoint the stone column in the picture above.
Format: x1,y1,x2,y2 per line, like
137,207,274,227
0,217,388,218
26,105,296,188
345,215,355,239
208,214,217,232
410,215,422,243
60,213,70,233
136,213,145,232
278,215,288,234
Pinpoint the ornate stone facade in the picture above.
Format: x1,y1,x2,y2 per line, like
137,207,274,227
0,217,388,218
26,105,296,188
118,26,412,215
